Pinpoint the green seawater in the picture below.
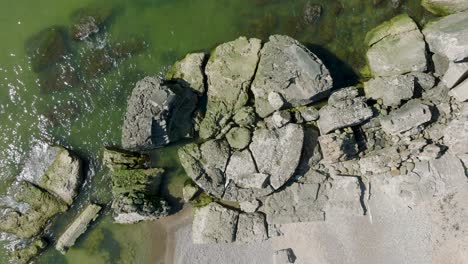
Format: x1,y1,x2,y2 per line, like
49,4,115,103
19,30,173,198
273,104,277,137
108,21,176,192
0,0,434,263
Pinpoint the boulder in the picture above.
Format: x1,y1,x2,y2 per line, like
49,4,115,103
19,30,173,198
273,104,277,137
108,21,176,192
444,117,468,155
233,106,257,127
225,127,252,150
56,204,102,253
422,0,468,16
182,183,199,202
25,26,67,72
102,147,148,172
19,144,82,205
166,52,207,94
318,130,359,163
297,106,319,122
328,86,360,104
364,75,415,107
408,72,436,90
317,97,373,134
380,100,432,134
274,248,297,264
441,61,468,88
449,78,468,102
270,111,292,128
251,35,333,118
9,238,47,264
366,14,427,76
225,150,260,186
423,11,468,62
192,203,239,244
70,6,112,40
199,37,261,139
236,213,268,243
122,77,197,150
250,123,304,189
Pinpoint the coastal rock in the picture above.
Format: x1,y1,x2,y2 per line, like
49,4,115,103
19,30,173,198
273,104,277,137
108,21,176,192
422,0,468,16
318,130,359,163
183,183,199,202
423,11,468,62
199,37,261,139
408,72,436,90
102,147,148,172
364,75,415,107
251,35,333,118
25,26,67,72
442,61,468,88
449,78,468,102
233,106,257,127
225,150,261,186
250,123,304,189
0,181,68,238
297,106,319,122
225,127,252,150
9,238,47,264
366,14,427,76
236,213,268,243
166,52,207,94
122,77,197,150
178,140,230,197
19,144,82,205
317,96,373,134
192,203,239,244
70,6,112,40
380,100,432,134
444,117,468,155
328,86,359,104
56,204,102,253
274,248,297,264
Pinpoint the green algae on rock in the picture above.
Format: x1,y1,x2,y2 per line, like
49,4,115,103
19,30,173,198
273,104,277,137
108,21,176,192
9,238,47,264
421,0,468,16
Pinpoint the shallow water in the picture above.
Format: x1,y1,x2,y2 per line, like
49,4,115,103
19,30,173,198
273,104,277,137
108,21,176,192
0,0,433,263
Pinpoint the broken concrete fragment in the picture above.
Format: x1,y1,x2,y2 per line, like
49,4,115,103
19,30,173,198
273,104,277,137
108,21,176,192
274,248,297,264
318,97,373,134
56,204,102,253
442,61,468,88
236,213,268,243
449,78,468,102
380,100,432,134
364,75,415,106
192,203,239,244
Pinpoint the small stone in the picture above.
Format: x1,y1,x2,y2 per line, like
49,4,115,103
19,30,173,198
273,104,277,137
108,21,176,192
268,92,286,110
298,106,319,122
272,111,291,128
442,61,468,88
226,127,252,150
240,200,260,213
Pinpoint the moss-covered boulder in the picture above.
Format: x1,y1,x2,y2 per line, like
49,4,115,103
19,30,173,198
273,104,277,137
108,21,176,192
102,147,149,172
421,0,468,16
166,52,207,95
9,238,47,264
25,26,68,73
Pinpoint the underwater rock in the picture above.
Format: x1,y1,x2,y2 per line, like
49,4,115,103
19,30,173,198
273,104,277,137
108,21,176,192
38,62,80,92
0,181,68,238
56,204,102,253
192,203,239,244
109,37,148,60
364,75,415,107
366,14,427,76
380,100,433,134
70,6,113,40
423,11,468,62
9,238,47,264
19,144,82,206
199,37,261,139
81,48,115,79
303,2,322,24
421,0,468,16
252,35,333,118
166,52,207,95
122,77,197,150
25,26,68,73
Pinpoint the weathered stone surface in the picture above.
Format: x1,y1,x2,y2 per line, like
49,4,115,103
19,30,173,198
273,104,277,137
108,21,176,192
380,100,432,134
25,26,67,72
19,144,82,205
225,150,258,183
9,238,47,264
268,92,286,110
364,75,415,106
166,52,206,94
444,117,468,155
252,35,332,117
408,72,436,90
192,203,239,244
102,147,148,172
240,200,261,213
199,37,261,139
122,77,197,150
442,61,468,88
261,182,324,225
366,14,427,76
250,124,304,189
422,0,468,16
0,181,68,238
328,86,359,104
56,204,102,253
429,153,467,195
325,176,366,216
318,130,358,163
183,183,199,202
233,106,257,127
432,53,450,77
423,11,468,62
179,140,230,197
236,213,268,243
226,127,252,150
317,97,373,134
297,106,319,122
274,248,297,264
271,111,292,128
449,78,468,102
359,147,401,175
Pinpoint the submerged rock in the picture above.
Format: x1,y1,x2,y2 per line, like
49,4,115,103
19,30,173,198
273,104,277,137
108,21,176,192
25,26,68,73
70,6,113,40
199,37,261,139
56,204,102,253
192,203,239,244
122,77,197,150
38,62,80,92
252,35,332,118
423,11,468,62
422,0,468,16
366,14,427,76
